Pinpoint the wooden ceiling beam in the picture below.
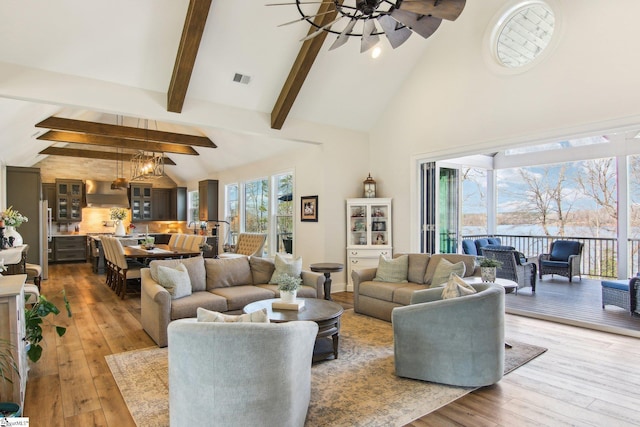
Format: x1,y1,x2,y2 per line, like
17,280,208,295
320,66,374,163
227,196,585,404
270,1,342,130
37,131,200,155
35,116,216,148
38,147,176,165
167,0,213,113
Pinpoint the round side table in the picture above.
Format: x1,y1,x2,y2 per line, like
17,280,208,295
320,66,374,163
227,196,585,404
310,263,344,301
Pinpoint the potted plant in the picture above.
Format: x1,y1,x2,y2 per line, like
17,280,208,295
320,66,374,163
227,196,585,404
25,291,72,363
0,206,28,246
479,258,502,283
0,339,21,417
277,274,302,303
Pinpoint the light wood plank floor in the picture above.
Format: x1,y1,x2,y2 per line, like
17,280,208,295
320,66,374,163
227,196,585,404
23,263,640,426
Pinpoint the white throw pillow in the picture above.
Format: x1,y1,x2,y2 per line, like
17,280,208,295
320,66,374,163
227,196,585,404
269,253,302,284
373,254,409,283
196,307,270,323
441,273,477,299
156,263,192,300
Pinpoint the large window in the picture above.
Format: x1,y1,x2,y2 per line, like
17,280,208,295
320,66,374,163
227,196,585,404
225,171,294,256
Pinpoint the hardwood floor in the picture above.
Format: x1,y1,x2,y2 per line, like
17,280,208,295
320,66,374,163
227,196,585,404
24,263,640,426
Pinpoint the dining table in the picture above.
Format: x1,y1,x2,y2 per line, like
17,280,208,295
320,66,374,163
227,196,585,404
123,244,201,260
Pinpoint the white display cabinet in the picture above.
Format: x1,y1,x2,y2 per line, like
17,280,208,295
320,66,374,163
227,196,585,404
346,198,392,290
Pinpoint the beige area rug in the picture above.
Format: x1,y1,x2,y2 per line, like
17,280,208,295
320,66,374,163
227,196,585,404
106,310,547,427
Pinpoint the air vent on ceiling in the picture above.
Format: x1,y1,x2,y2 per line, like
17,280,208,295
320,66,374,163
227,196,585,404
232,73,251,84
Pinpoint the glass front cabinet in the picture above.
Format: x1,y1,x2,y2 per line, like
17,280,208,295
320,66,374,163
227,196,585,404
346,198,392,290
130,184,152,220
56,179,83,222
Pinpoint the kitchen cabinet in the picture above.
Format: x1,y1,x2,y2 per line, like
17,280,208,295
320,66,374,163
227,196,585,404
0,275,27,410
56,179,83,222
151,188,171,220
198,180,219,221
7,167,42,264
42,182,57,220
52,236,87,262
130,184,152,221
151,187,186,221
172,187,187,221
346,198,393,290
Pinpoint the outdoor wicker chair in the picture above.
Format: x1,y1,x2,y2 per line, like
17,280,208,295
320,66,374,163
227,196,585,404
481,247,536,293
538,240,583,282
601,276,640,315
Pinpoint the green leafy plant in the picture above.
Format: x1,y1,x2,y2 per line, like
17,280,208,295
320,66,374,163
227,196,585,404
479,257,502,268
25,291,72,363
0,339,18,386
277,274,302,292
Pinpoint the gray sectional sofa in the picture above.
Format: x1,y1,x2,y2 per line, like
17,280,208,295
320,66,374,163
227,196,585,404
352,253,480,321
141,255,325,346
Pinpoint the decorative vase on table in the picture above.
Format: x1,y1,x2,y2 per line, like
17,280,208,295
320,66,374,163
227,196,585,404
3,226,22,246
281,290,297,303
481,267,497,283
114,220,126,237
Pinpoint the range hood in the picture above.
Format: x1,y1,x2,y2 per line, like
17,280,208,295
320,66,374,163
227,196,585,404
85,180,130,208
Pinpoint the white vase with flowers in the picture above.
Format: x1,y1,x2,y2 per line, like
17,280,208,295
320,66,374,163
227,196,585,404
110,207,128,237
0,206,28,246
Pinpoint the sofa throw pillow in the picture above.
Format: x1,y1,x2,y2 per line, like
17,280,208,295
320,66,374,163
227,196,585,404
269,253,302,285
196,307,270,323
430,258,466,288
250,256,276,284
373,254,409,283
150,255,206,292
156,263,192,300
441,273,477,299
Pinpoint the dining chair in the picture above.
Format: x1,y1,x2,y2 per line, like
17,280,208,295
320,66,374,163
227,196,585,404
110,237,144,299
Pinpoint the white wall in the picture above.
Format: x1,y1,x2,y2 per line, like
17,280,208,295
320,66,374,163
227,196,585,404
207,133,369,290
369,0,640,253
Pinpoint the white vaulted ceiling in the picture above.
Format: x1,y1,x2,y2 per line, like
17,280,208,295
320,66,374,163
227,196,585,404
0,0,556,184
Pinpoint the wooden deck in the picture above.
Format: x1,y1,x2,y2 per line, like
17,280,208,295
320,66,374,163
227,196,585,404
505,276,640,338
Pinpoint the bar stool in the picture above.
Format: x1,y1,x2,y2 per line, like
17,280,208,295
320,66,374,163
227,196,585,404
25,263,42,291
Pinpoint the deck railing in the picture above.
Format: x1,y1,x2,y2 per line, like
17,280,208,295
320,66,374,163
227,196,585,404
461,234,619,279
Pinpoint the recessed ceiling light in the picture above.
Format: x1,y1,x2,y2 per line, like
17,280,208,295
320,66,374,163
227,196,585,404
371,46,382,59
232,73,251,84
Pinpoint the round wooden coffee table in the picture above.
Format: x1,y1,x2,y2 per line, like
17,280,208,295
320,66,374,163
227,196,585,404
243,298,344,362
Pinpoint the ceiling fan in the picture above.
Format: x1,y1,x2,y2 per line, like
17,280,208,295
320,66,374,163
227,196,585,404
269,0,466,53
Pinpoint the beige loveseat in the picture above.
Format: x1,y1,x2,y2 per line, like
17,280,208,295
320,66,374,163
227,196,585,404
352,253,480,322
141,255,325,346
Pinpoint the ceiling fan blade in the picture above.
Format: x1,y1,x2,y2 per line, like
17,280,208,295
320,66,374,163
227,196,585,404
399,0,466,21
266,1,332,5
329,18,357,51
300,16,344,42
361,19,380,53
377,14,412,49
390,9,442,39
278,9,335,27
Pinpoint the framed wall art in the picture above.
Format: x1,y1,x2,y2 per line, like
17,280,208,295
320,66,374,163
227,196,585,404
301,195,318,222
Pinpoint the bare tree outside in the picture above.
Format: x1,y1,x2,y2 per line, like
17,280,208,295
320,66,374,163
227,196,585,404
501,165,574,237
